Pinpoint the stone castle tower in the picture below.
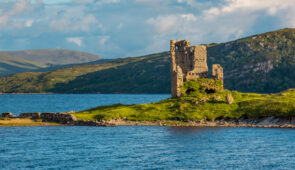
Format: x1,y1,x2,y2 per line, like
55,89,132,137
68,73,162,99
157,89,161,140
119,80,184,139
170,40,223,97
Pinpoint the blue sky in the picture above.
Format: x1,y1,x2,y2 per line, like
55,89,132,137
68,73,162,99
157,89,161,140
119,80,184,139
0,0,294,59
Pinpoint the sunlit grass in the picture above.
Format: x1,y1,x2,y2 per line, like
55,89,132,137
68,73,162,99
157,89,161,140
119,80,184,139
74,79,295,121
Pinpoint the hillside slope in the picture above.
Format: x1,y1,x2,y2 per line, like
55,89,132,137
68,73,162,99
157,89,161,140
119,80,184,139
0,49,101,76
0,28,295,94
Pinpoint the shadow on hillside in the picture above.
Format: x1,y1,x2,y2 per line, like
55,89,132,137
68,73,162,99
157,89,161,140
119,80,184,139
50,54,171,94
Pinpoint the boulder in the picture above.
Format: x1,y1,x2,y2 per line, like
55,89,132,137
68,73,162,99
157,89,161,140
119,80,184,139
226,94,234,104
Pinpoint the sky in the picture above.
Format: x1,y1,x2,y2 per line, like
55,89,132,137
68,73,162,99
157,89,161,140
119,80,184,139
0,0,294,59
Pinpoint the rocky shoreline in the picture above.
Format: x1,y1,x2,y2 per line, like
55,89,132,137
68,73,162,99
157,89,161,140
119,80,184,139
1,112,295,128
105,116,295,128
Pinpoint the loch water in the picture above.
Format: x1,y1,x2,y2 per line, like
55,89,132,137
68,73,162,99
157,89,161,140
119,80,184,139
1,94,295,169
0,94,170,115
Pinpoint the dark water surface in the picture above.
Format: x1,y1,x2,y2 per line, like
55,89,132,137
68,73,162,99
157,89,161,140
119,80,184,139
0,126,295,169
0,94,170,115
1,94,295,169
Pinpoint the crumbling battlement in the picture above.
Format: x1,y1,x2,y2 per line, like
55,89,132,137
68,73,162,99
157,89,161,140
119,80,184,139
170,40,224,97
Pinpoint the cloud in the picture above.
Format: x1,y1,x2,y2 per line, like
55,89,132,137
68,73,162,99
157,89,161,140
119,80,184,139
50,13,98,32
207,0,293,15
99,36,110,46
1,0,295,59
144,0,295,55
67,37,83,46
0,0,42,30
204,0,295,25
147,13,197,34
117,23,123,29
25,19,34,27
0,0,33,26
95,0,120,5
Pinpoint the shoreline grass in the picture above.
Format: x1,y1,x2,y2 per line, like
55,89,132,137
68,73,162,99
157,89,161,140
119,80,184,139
73,79,295,122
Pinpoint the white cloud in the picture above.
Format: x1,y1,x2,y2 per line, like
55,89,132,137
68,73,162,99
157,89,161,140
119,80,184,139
204,0,295,16
67,37,83,46
75,0,94,4
25,19,34,27
50,13,98,32
117,23,123,29
180,14,197,21
96,0,120,5
147,13,197,34
0,0,33,26
99,36,110,45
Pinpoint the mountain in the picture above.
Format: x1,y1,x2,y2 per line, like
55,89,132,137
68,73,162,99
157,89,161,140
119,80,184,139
0,49,101,76
1,28,295,94
0,52,170,93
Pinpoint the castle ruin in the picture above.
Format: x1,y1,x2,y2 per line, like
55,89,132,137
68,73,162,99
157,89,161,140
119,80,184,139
170,40,223,97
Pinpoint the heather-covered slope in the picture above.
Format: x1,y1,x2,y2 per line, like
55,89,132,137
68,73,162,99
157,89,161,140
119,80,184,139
1,28,295,93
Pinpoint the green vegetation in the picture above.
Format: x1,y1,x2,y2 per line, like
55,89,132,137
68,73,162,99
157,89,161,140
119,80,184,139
0,52,170,93
0,49,101,76
0,122,62,126
73,78,295,121
1,28,295,93
0,118,62,126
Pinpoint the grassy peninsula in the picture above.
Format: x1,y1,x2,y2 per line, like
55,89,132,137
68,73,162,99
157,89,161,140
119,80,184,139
73,78,295,122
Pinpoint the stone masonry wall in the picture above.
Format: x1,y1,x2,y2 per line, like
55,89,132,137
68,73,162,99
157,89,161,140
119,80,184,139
212,64,224,85
41,112,77,124
19,112,41,119
170,40,208,97
170,40,224,97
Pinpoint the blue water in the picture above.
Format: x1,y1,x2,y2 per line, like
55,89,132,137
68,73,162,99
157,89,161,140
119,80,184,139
0,126,294,169
1,94,295,169
0,94,170,115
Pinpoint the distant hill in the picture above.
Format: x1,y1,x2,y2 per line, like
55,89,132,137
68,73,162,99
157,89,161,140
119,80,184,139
0,49,101,76
1,28,295,94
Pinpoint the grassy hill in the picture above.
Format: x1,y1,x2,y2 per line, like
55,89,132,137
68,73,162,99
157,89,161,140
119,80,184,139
1,28,295,94
0,52,169,93
0,49,101,76
73,78,295,121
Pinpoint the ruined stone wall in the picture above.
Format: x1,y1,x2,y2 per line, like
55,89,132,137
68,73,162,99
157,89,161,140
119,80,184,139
1,112,15,118
19,112,41,119
1,112,115,126
41,112,77,124
170,40,208,97
212,64,224,85
185,45,208,80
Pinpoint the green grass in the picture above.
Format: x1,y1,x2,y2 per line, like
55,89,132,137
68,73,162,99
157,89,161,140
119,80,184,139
0,122,62,126
73,78,295,121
